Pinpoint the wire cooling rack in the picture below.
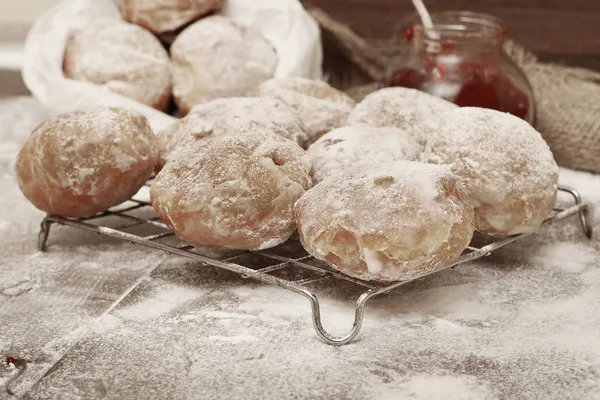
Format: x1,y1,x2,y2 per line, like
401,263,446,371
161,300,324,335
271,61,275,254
37,186,592,345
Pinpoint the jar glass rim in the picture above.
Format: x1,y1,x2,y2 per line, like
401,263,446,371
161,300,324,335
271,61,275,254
404,11,506,40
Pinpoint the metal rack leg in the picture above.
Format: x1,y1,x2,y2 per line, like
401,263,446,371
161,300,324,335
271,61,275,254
38,217,52,252
560,186,593,239
294,288,376,345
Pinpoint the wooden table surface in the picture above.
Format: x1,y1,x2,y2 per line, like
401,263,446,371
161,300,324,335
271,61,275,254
302,0,600,71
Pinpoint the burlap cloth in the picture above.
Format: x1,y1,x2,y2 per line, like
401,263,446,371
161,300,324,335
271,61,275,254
309,8,600,175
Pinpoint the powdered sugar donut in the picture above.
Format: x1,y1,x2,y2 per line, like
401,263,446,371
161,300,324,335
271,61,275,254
15,108,158,217
115,0,224,33
307,126,422,183
347,87,457,144
295,161,474,282
425,107,559,236
151,130,312,250
171,16,278,115
253,77,356,145
156,97,309,170
64,19,171,111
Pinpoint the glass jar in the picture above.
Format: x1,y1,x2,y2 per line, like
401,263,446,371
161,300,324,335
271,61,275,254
386,11,536,124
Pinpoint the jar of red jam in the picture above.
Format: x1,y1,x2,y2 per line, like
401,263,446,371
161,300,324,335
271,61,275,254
386,11,535,124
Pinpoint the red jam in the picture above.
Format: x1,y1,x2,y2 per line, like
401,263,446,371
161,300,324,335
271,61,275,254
385,65,529,120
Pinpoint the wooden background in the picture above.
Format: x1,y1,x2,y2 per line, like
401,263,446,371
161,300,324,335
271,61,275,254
302,0,600,71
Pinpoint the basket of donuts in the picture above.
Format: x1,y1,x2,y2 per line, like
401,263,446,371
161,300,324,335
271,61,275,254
22,0,323,131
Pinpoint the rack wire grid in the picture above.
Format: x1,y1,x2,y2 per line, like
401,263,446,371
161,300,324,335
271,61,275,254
37,185,592,346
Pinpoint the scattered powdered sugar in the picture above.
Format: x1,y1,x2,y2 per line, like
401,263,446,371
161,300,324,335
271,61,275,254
207,334,258,343
202,311,258,320
295,160,474,281
253,76,356,144
156,97,309,168
91,314,123,334
171,15,278,115
229,285,314,322
307,125,423,183
425,107,559,236
116,284,204,322
1,275,39,297
532,242,598,273
115,0,224,33
0,97,47,146
151,130,312,250
379,374,496,400
63,19,172,111
346,87,458,144
0,97,48,174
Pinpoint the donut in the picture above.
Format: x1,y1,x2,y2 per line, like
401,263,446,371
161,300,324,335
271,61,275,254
425,107,559,236
114,0,224,34
151,130,312,250
346,87,457,144
63,19,171,111
307,125,422,183
295,161,475,282
252,77,356,145
171,16,278,115
15,108,158,217
156,97,309,170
